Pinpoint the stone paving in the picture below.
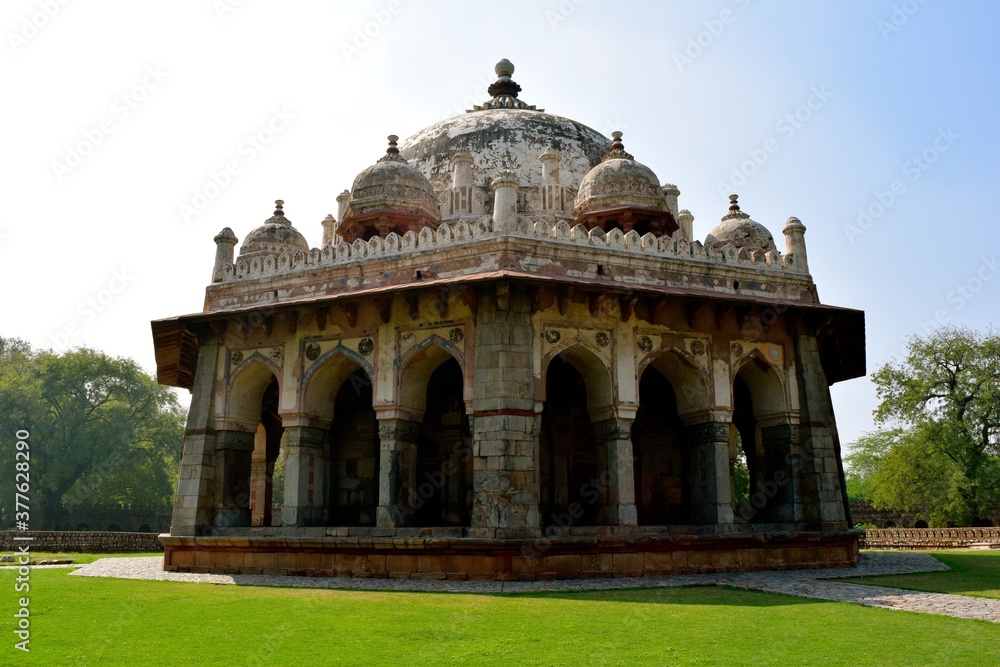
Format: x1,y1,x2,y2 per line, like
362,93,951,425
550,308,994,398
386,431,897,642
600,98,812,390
69,552,1000,623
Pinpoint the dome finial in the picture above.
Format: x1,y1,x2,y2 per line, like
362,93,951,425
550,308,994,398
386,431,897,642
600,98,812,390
602,131,633,161
273,200,285,216
386,135,400,156
723,194,750,220
495,58,515,78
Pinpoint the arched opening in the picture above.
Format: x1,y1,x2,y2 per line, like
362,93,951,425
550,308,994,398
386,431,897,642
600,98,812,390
632,367,690,525
408,357,471,527
732,359,793,523
328,368,379,526
539,355,603,527
249,377,284,526
914,520,928,528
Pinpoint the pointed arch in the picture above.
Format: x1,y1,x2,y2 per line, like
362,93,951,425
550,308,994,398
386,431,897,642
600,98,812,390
227,354,282,430
301,345,375,424
733,353,786,421
540,342,613,416
398,334,466,419
639,347,711,419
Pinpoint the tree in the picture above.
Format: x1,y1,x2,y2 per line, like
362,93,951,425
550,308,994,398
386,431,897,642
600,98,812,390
862,327,1000,525
0,338,185,528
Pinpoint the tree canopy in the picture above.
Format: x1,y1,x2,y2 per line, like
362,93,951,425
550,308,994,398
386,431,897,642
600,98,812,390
0,338,185,529
846,327,1000,526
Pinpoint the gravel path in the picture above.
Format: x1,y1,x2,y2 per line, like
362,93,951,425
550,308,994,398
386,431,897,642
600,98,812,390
69,552,1000,623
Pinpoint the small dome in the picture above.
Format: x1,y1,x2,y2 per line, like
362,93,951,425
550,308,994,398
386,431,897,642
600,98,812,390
346,135,438,222
573,132,671,219
239,200,309,256
704,195,776,252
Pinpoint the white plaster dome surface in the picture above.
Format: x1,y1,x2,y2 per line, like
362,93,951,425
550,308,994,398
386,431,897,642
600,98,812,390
398,109,611,191
574,132,670,216
239,201,309,256
348,136,438,219
704,195,777,253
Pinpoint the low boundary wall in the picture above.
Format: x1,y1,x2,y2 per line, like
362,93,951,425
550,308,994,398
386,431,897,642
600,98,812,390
861,527,1000,550
0,531,164,553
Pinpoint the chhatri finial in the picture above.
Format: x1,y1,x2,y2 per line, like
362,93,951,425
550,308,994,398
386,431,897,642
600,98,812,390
602,130,634,161
468,58,541,113
723,194,750,220
495,58,515,78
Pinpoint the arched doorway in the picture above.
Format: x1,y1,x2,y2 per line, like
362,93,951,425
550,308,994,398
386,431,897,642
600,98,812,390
732,358,793,523
250,377,284,526
632,368,689,525
539,354,603,528
409,357,471,526
328,368,379,526
222,360,282,528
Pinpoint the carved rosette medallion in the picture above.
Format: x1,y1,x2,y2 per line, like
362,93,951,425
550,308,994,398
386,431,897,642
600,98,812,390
358,338,374,356
305,343,321,361
637,336,653,353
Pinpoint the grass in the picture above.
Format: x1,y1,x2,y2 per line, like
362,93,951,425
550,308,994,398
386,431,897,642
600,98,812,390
2,559,999,666
839,550,1000,600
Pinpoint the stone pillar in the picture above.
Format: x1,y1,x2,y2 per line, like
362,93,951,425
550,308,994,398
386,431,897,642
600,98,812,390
212,228,237,283
470,283,540,538
170,338,222,536
539,150,561,211
376,418,420,528
793,334,849,528
677,209,694,241
281,426,327,526
336,189,351,222
321,214,337,248
684,421,735,525
760,422,797,523
451,152,474,216
490,170,519,232
214,430,255,528
593,417,637,526
783,216,809,274
249,425,269,526
662,183,680,219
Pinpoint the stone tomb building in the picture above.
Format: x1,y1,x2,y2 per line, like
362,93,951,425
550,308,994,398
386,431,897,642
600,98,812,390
153,60,865,579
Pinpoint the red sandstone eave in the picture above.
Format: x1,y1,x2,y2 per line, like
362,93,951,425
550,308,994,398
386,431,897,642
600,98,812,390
150,269,865,390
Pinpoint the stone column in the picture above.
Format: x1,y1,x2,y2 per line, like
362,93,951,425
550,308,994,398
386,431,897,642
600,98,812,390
793,334,849,528
593,417,637,526
490,171,519,232
376,417,420,528
170,338,222,536
783,216,809,274
214,430,255,528
539,150,561,211
677,209,694,241
470,283,540,539
336,189,351,222
212,228,237,283
281,426,327,527
684,421,735,525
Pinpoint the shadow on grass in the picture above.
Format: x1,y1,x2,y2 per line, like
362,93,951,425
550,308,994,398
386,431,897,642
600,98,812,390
838,551,1000,599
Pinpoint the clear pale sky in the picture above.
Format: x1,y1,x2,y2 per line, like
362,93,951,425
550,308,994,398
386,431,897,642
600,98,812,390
2,0,997,449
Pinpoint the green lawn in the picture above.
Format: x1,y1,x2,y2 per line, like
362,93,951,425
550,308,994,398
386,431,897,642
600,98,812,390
3,563,999,666
840,550,1000,600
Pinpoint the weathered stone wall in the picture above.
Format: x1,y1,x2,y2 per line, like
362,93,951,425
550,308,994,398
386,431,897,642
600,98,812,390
860,527,1000,550
53,507,171,533
0,531,164,553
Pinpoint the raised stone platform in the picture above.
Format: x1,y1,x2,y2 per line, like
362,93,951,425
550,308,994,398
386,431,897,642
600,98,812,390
160,529,858,580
